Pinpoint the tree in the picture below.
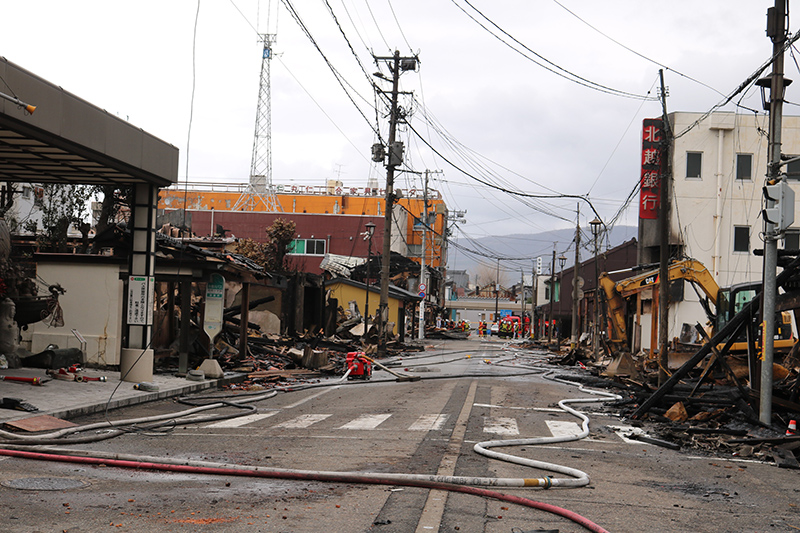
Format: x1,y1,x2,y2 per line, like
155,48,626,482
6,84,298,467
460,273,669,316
93,185,132,237
35,184,92,252
235,218,297,272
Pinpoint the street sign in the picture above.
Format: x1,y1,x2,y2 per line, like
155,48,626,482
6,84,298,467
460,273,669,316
127,276,153,325
419,291,426,298
419,283,427,292
203,273,225,343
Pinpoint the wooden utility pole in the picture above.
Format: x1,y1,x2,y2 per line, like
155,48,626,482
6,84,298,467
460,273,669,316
657,69,672,386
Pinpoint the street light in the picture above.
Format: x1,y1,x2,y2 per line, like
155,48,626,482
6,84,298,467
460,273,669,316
364,222,376,332
558,254,567,342
756,74,792,111
589,217,603,360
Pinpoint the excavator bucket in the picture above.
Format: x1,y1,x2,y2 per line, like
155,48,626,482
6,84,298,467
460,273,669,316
603,351,640,379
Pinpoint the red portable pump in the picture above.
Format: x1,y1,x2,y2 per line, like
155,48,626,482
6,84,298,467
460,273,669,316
346,351,372,380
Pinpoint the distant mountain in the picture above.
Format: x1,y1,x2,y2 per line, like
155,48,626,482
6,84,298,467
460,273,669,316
447,225,637,279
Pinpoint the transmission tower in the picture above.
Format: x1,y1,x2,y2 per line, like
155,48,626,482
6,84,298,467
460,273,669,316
234,33,282,212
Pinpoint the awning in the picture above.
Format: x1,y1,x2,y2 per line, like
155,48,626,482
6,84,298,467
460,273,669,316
0,57,178,188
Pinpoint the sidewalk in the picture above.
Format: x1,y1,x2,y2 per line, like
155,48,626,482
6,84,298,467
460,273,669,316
0,366,244,426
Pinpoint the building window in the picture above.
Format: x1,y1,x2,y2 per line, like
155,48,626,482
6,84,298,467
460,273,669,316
736,153,753,180
289,238,326,255
785,229,800,250
407,244,422,258
787,155,800,180
686,152,702,179
733,226,750,253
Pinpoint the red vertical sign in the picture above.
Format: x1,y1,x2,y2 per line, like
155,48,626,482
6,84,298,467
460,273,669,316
639,118,663,220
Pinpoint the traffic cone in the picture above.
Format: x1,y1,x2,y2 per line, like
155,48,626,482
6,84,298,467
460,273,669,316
787,420,797,436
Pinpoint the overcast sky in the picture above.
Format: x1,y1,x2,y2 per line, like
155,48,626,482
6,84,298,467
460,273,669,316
0,1,786,272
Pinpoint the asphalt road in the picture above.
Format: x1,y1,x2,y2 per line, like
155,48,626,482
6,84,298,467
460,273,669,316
1,337,798,532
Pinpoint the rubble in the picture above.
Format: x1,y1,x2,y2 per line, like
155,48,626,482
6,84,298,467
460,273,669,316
547,342,800,469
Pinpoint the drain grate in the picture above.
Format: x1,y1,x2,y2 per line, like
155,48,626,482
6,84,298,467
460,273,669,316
2,477,89,491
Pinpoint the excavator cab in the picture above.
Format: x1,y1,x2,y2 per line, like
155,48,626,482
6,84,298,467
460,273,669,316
715,282,793,348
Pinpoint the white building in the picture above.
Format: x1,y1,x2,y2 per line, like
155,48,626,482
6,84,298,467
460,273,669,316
637,111,800,345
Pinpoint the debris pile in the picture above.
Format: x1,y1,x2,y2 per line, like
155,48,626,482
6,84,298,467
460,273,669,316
552,343,800,468
155,293,423,390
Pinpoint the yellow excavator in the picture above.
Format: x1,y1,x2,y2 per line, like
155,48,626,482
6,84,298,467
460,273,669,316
599,259,793,359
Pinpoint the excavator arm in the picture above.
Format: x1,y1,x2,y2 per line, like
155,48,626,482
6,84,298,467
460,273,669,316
599,259,720,349
614,259,719,305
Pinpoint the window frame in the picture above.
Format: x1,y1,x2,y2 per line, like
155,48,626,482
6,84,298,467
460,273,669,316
733,225,750,253
288,238,326,256
686,151,703,179
735,153,753,181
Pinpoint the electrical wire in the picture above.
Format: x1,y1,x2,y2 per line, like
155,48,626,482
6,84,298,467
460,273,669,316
550,0,727,99
280,0,380,137
452,0,656,101
674,29,800,140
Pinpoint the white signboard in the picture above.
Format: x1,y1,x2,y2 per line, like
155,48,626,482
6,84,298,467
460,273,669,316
203,273,225,342
127,276,153,325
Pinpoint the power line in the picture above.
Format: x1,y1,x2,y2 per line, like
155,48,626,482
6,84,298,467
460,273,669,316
280,0,380,137
550,0,727,99
675,29,800,139
452,0,656,101
406,121,604,223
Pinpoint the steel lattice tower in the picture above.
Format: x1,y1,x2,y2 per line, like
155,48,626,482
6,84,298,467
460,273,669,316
234,34,281,212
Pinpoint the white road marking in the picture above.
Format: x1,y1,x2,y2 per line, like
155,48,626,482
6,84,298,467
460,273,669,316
409,414,448,431
546,420,584,438
284,387,338,409
338,414,392,430
273,414,332,429
474,402,562,412
205,411,279,428
483,416,519,436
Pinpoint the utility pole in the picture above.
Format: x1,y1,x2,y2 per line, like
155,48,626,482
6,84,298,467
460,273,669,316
657,69,672,386
494,258,500,319
520,269,525,323
373,51,417,356
418,170,429,340
547,246,555,344
760,0,789,425
571,204,581,350
532,260,538,339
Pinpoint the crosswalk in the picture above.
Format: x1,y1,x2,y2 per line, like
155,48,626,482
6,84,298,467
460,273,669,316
204,412,591,440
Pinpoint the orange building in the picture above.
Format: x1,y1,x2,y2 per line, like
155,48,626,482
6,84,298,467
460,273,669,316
158,182,449,271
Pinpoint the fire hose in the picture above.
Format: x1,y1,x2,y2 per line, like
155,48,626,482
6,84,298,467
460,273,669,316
0,446,610,533
0,352,616,531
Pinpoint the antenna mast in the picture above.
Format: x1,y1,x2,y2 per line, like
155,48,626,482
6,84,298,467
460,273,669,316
234,33,281,211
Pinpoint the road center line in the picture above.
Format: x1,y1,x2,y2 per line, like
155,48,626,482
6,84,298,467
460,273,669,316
415,379,478,533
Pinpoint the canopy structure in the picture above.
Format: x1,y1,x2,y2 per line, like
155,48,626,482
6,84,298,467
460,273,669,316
0,56,178,188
